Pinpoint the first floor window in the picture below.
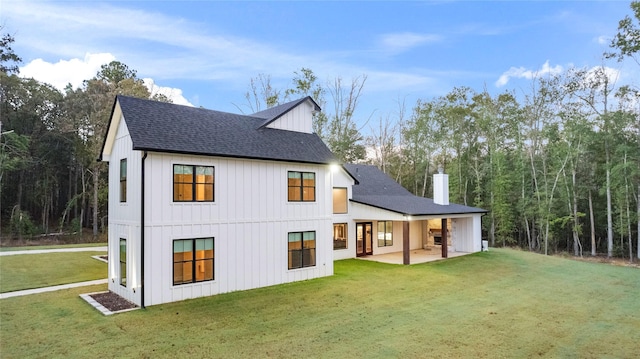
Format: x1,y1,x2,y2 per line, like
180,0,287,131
377,221,393,247
174,164,215,202
173,238,215,285
288,231,316,269
119,238,126,286
288,171,315,202
333,223,347,250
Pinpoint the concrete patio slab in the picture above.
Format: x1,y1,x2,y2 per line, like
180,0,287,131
357,247,471,265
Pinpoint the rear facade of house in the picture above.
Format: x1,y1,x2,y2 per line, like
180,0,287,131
101,95,486,307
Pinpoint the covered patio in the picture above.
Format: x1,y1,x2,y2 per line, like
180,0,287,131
340,164,488,265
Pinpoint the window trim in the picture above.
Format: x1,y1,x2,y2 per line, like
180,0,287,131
173,164,215,202
332,187,348,214
333,223,348,250
173,238,215,286
119,159,127,203
377,221,393,247
288,231,316,269
119,238,126,287
287,171,316,202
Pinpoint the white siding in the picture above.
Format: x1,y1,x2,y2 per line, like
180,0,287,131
106,117,142,305
266,101,314,133
142,154,333,306
451,215,483,253
331,167,356,260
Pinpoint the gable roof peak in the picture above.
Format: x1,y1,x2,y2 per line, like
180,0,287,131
252,96,320,128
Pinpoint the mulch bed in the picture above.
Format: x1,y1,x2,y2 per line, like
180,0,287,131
90,291,138,312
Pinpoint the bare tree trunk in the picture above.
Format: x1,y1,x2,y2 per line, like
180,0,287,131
524,216,532,250
565,168,582,256
80,168,86,230
606,165,613,257
624,153,632,262
74,166,79,222
572,170,582,257
16,170,24,241
92,166,99,237
589,190,596,256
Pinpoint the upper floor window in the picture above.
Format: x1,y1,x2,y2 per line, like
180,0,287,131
119,159,127,202
377,221,393,247
173,238,215,285
288,171,315,202
332,187,347,213
174,165,214,202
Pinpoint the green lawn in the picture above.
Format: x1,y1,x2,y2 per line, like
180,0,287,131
1,249,639,358
0,251,107,293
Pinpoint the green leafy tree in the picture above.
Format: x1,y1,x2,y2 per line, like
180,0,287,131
63,61,153,237
607,1,640,64
0,27,21,75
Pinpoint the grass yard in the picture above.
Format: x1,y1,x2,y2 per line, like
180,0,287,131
1,248,639,358
0,251,107,293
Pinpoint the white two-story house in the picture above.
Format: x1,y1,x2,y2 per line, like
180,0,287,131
99,95,486,307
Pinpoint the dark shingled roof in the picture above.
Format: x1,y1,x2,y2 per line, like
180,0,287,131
108,95,337,164
344,164,487,216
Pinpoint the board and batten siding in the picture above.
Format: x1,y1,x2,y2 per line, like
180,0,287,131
143,153,334,306
106,116,143,305
266,101,314,133
451,215,482,253
331,167,356,260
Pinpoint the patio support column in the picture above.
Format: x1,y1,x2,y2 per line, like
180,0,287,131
403,220,410,265
441,218,448,258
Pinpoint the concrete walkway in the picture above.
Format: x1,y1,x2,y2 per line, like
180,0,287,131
0,279,108,299
0,246,109,299
0,246,107,256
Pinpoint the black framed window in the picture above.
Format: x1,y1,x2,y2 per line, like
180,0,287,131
119,238,126,286
288,231,316,269
377,221,393,247
288,171,315,202
173,238,215,285
333,223,347,250
173,165,214,202
120,159,127,202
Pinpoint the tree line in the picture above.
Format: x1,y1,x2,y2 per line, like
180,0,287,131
0,31,170,240
0,3,638,261
238,3,640,261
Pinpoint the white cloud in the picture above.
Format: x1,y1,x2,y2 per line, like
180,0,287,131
19,52,193,106
143,78,193,106
379,32,442,54
495,60,564,87
583,66,621,88
595,35,609,45
19,53,116,91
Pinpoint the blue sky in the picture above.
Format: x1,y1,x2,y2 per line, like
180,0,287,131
2,0,637,125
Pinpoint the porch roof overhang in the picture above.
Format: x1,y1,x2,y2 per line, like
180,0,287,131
350,195,487,217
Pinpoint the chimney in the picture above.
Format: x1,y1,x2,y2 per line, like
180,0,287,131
433,167,449,205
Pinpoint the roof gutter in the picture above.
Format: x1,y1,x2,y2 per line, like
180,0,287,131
140,150,147,309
